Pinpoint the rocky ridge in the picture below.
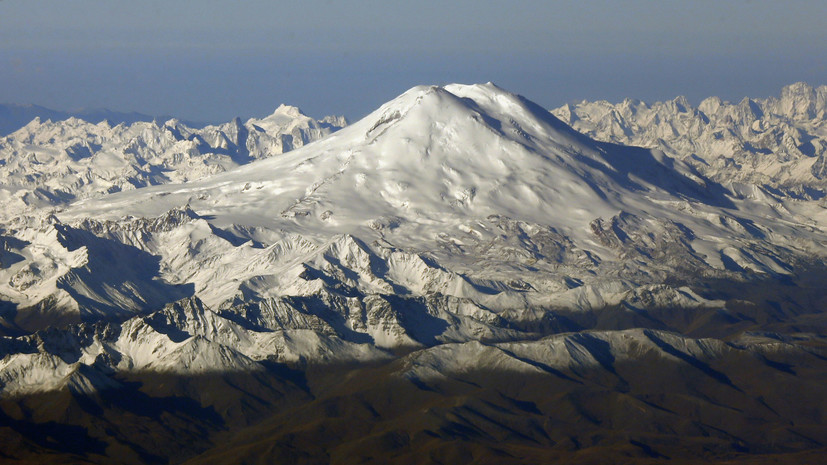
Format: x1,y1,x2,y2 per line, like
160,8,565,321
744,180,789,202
553,82,827,197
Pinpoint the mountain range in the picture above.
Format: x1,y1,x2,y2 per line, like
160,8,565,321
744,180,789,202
0,103,213,138
553,82,827,196
0,83,826,464
0,105,346,221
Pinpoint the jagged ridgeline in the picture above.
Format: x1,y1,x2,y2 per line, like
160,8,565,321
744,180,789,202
554,82,827,197
1,83,826,464
0,105,346,218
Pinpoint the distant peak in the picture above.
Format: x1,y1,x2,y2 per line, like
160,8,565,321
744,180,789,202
24,116,42,127
671,95,690,110
273,104,304,117
782,81,814,94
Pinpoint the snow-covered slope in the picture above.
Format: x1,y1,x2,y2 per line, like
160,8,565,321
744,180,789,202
0,106,346,221
553,82,827,196
1,83,826,396
64,83,734,245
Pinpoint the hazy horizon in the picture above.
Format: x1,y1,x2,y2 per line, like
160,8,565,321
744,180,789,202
2,0,826,122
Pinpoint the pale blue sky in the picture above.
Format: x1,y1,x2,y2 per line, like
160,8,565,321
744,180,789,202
1,0,825,121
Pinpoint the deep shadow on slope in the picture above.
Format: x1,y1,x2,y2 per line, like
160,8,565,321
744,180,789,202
0,368,312,465
517,265,827,342
2,282,827,465
53,224,195,322
178,342,827,465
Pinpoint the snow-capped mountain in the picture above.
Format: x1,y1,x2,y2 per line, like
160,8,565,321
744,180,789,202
1,82,825,371
553,82,827,196
1,83,827,464
0,106,346,221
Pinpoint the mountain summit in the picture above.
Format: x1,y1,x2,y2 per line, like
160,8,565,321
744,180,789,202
66,83,719,246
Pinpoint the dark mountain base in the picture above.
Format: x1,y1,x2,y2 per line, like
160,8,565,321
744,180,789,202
1,335,827,465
